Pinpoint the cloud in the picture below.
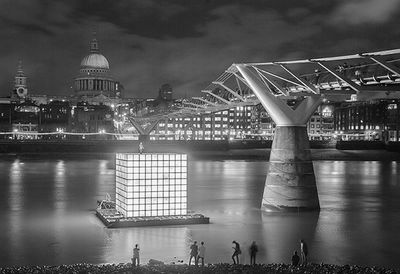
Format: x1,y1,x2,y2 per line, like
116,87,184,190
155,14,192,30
110,4,323,98
330,0,400,25
0,1,399,100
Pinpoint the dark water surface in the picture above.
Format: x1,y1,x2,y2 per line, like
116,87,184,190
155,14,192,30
0,154,400,267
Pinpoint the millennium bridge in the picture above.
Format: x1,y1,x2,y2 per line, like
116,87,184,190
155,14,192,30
125,48,400,212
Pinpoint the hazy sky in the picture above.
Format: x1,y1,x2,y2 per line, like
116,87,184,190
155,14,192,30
1,0,400,99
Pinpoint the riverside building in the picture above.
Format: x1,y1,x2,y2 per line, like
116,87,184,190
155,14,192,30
333,99,400,142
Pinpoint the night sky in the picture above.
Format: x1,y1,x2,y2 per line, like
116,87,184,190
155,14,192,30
1,0,400,99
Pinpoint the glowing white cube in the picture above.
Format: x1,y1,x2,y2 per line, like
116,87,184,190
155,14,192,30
115,153,188,218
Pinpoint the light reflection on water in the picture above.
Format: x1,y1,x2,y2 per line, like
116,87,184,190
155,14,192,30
0,155,400,267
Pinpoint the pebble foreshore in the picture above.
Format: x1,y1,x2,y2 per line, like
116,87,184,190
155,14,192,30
0,263,398,274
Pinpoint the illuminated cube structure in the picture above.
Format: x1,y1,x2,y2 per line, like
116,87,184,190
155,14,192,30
115,153,188,218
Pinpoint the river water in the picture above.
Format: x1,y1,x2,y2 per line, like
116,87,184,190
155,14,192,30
0,153,400,268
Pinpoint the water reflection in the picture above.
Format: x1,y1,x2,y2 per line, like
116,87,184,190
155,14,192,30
54,160,66,212
8,159,24,265
102,227,189,264
0,156,400,267
261,212,319,264
9,159,23,211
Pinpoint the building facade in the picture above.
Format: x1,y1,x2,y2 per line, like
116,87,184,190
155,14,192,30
333,100,399,141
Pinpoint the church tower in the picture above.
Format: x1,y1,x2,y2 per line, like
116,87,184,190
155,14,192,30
12,60,28,99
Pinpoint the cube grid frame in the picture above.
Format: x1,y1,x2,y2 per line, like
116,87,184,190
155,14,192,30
115,153,188,218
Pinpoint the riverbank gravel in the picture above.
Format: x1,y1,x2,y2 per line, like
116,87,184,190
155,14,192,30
0,263,398,274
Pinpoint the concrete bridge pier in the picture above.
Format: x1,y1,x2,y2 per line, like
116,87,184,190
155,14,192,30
265,125,319,211
236,65,321,211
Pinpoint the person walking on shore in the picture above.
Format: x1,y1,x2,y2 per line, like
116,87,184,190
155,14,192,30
132,244,140,266
232,240,241,264
189,241,198,266
300,239,308,265
198,241,205,266
292,250,300,266
249,241,258,265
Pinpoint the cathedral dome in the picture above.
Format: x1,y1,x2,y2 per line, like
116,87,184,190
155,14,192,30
80,53,109,69
74,33,120,100
80,34,110,70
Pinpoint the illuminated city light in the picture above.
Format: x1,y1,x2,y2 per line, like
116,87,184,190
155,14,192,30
115,153,188,218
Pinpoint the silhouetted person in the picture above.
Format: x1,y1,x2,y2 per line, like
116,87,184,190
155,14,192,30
198,241,205,266
232,240,241,264
189,241,198,266
292,250,300,266
249,241,258,265
300,239,308,265
132,244,140,266
138,142,144,154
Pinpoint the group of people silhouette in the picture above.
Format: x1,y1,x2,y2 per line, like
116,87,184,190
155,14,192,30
188,239,308,266
131,238,308,267
189,241,206,266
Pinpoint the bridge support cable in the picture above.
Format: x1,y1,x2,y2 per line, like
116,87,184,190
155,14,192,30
192,97,220,107
213,81,245,101
252,67,288,96
361,54,400,78
278,64,319,94
201,90,231,104
313,61,363,93
183,101,208,109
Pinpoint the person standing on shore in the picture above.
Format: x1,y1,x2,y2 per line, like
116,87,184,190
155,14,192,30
198,241,205,266
300,239,308,265
249,241,258,265
292,250,300,266
132,244,140,266
189,241,198,266
232,240,241,264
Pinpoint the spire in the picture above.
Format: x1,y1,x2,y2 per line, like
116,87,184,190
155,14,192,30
13,59,28,99
16,60,25,77
90,31,99,53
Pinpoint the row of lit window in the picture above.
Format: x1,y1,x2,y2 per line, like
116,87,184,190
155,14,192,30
116,161,187,167
116,184,187,193
116,175,187,183
116,192,187,200
118,208,187,217
116,200,187,209
116,198,187,206
116,166,187,177
116,172,187,180
116,160,187,168
115,185,187,194
116,154,187,161
116,164,187,172
116,199,187,208
116,188,187,198
116,176,187,184
116,182,187,191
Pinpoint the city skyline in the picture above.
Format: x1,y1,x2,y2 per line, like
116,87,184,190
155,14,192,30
1,0,400,99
